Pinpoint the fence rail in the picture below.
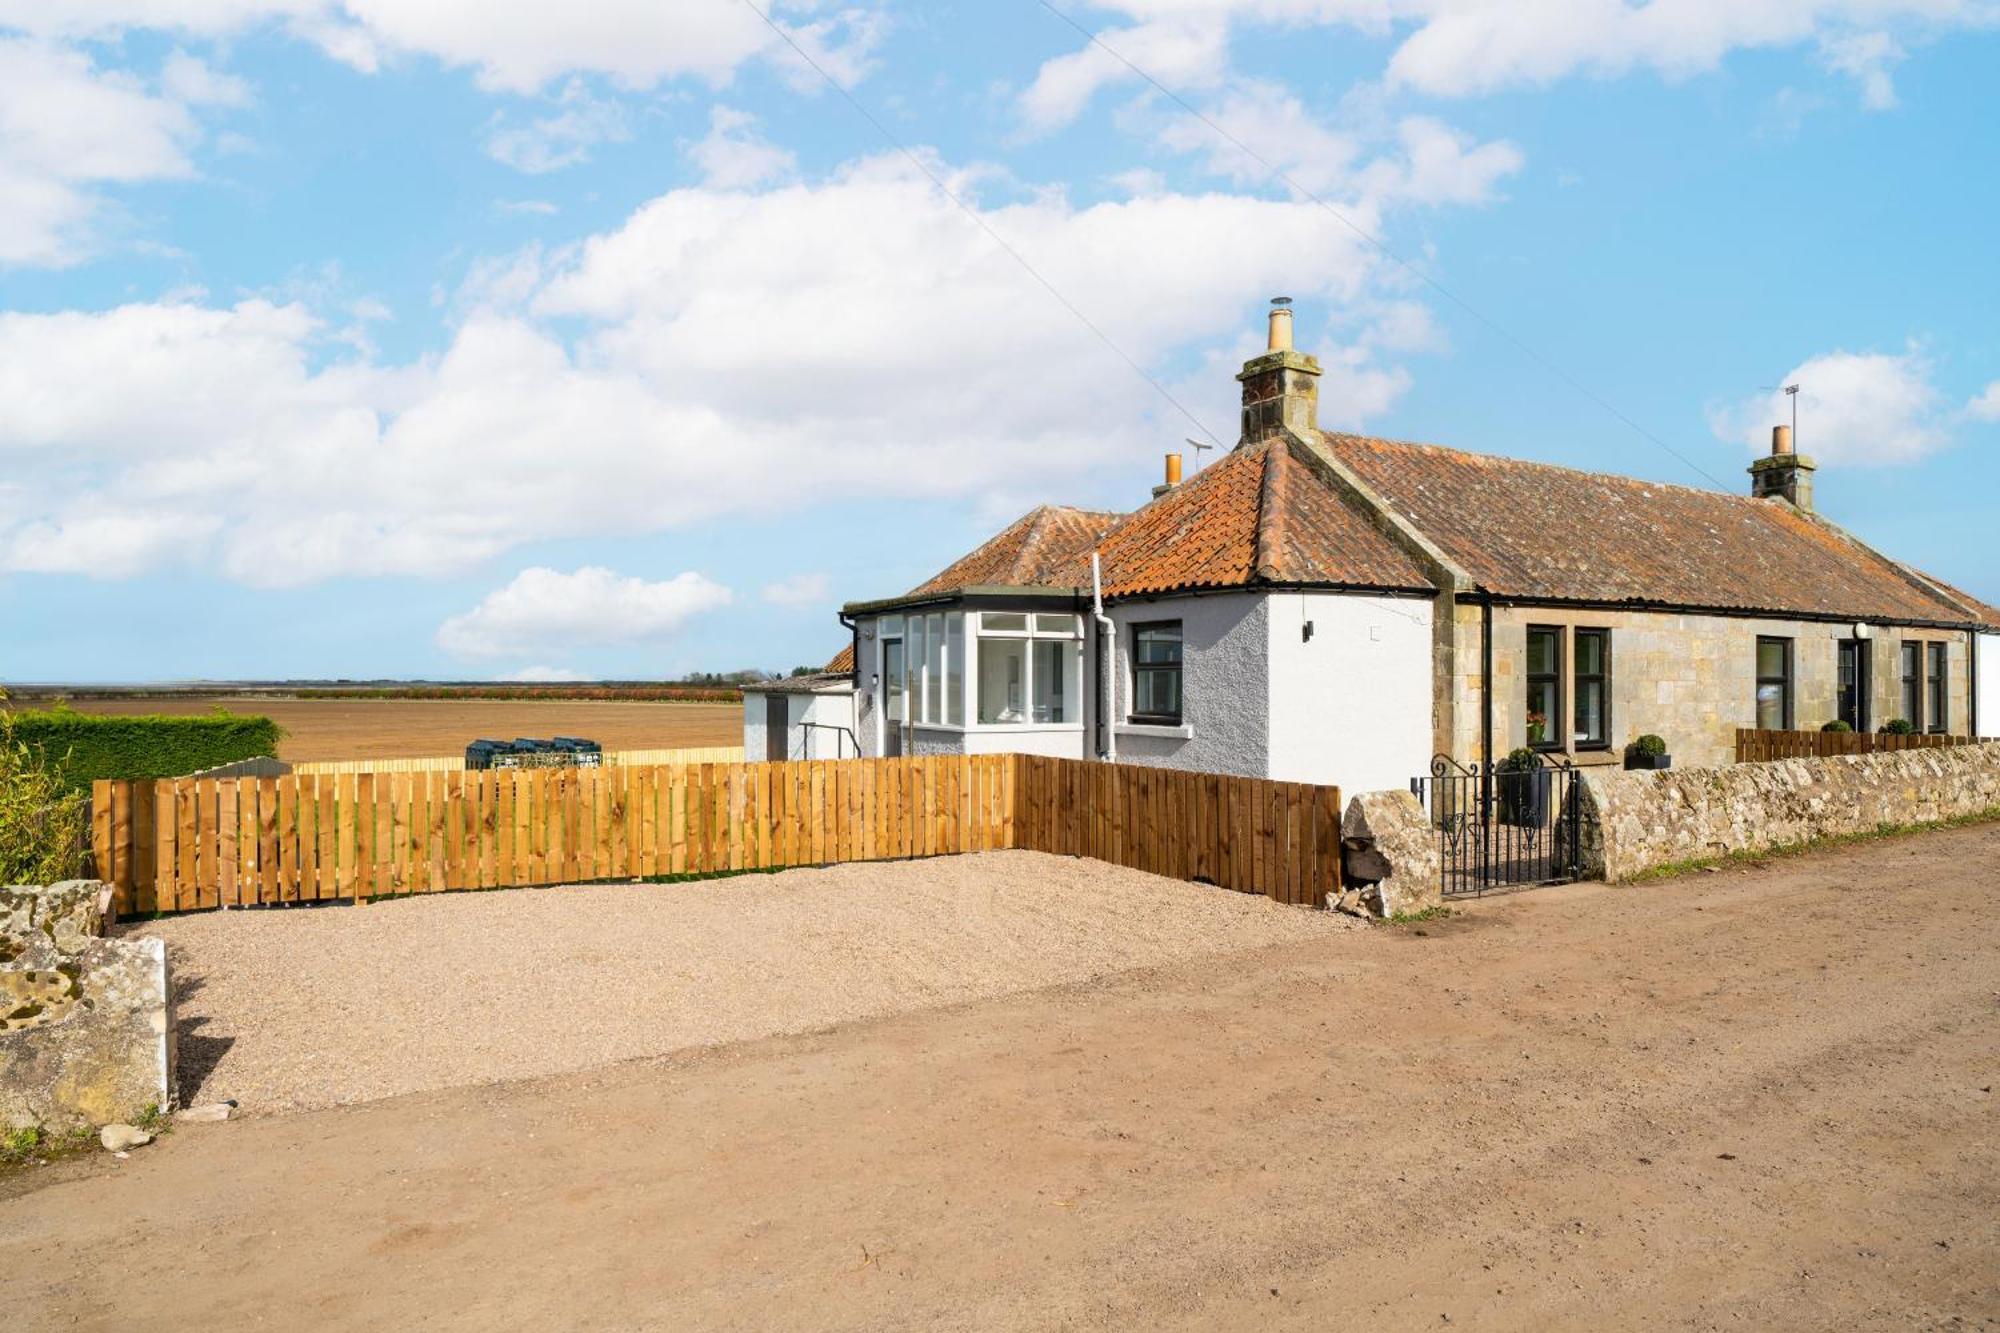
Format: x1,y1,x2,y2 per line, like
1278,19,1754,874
90,754,1340,917
1735,728,1980,763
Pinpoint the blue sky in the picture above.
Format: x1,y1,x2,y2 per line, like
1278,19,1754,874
2,0,1996,683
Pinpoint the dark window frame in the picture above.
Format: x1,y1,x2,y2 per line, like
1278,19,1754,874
1129,620,1184,726
1572,627,1611,751
1525,624,1564,751
1900,641,1922,731
1756,635,1794,731
1926,641,1948,733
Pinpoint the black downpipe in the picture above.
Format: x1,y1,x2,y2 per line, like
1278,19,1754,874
1480,590,1494,815
1971,627,1980,741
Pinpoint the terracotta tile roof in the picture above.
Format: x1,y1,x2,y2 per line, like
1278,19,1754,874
1325,432,1999,627
824,643,854,673
1084,437,1431,597
903,504,1121,597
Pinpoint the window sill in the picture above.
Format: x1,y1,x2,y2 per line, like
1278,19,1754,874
1118,721,1192,740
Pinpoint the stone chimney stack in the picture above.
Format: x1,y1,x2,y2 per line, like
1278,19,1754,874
1151,452,1183,500
1749,423,1817,511
1238,297,1321,444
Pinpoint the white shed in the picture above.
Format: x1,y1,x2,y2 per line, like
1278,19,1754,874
741,672,860,761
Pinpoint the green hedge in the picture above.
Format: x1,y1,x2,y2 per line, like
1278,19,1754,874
1,706,283,792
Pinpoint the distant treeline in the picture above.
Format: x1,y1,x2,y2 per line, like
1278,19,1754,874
3,680,754,704
287,685,743,703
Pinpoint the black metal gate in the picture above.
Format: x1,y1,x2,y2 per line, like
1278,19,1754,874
1409,754,1582,898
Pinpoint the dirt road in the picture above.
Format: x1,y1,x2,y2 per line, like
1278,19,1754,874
6,823,1997,1330
58,696,742,760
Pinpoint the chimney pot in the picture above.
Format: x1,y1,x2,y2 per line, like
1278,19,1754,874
1267,297,1294,352
1772,424,1793,455
1151,451,1184,499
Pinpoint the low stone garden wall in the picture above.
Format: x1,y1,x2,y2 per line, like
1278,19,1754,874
2,881,174,1131
1578,741,2000,883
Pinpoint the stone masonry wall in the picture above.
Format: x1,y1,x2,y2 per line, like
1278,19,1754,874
1448,605,1974,771
1577,741,2000,882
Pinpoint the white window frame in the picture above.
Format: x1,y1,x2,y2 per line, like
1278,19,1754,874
968,609,1084,731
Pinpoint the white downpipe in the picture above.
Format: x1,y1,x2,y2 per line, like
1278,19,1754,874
1092,551,1116,764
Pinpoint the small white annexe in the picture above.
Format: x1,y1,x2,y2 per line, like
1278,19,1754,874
740,672,860,763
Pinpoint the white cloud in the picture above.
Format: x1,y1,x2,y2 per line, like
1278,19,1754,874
1155,82,1522,208
0,0,887,95
1710,347,1950,466
761,572,832,607
0,38,224,265
159,49,252,106
0,151,1420,586
1020,2,1994,127
500,664,589,682
1965,381,2000,423
686,105,796,190
484,78,630,174
437,567,733,658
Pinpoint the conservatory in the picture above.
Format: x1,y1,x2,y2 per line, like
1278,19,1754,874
867,603,1086,758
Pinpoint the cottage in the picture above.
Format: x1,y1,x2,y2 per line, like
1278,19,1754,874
810,301,2000,796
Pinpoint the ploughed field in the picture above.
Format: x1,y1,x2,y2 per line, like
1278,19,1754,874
59,695,743,762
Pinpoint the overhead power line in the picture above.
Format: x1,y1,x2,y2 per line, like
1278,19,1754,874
1034,0,1734,492
737,0,1228,449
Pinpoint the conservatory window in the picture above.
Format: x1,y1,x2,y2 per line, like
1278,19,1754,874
975,610,1081,726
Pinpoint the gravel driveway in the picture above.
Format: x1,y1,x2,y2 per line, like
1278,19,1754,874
129,850,1351,1114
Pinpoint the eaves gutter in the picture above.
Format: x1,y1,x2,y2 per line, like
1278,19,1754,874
1454,590,1993,634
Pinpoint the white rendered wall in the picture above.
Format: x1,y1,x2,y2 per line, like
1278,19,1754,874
788,691,858,759
1089,592,1270,778
1979,633,2000,739
1265,591,1434,795
741,695,764,756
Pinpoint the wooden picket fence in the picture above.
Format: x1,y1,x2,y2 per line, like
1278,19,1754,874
1735,728,1980,763
1014,756,1339,907
89,754,1342,917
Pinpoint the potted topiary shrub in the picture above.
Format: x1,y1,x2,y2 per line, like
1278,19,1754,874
1821,720,1853,733
1879,718,1915,735
1623,733,1671,771
1496,747,1549,827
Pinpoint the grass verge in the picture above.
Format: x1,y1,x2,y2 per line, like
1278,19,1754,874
1625,805,2000,883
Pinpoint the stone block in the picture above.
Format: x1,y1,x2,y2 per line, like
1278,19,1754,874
2,882,173,1132
1341,789,1441,918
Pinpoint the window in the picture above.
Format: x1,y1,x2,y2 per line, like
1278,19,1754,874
974,610,1079,726
1573,628,1609,748
923,614,944,724
945,614,964,725
1131,621,1183,723
978,639,1026,723
1032,639,1073,722
1525,626,1562,748
1837,639,1870,732
1756,636,1793,730
1901,642,1922,729
905,615,926,724
1927,641,1948,732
